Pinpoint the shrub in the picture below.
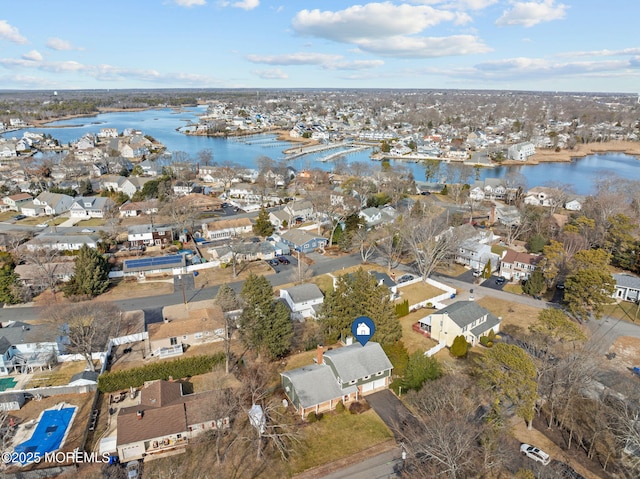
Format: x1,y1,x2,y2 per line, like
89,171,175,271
395,300,409,317
479,335,489,347
307,412,318,423
98,353,224,392
335,401,346,414
349,401,371,415
450,335,469,358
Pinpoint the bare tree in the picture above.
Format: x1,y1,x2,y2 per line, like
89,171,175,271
16,246,63,294
351,227,377,264
44,302,121,371
403,215,460,281
375,224,405,272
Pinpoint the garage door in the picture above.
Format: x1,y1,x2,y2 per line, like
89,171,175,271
362,378,386,393
119,444,145,461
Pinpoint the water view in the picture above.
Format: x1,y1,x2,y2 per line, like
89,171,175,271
4,106,640,195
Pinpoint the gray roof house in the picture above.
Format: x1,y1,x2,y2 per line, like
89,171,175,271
418,301,502,347
278,229,327,254
69,196,114,219
0,321,67,376
24,233,100,252
281,342,392,419
613,273,640,302
279,283,324,321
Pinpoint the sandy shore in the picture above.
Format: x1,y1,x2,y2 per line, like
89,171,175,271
509,140,640,165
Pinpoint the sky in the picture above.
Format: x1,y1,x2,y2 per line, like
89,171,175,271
1,0,639,93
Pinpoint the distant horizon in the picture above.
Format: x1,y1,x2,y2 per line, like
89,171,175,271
1,1,639,92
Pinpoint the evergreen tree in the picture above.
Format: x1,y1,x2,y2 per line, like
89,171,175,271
450,335,469,358
253,207,275,236
319,268,401,345
239,273,292,359
402,352,442,391
63,244,110,297
0,264,19,304
522,269,545,296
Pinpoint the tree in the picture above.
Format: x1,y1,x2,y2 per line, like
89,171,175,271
450,335,469,358
253,207,274,237
45,302,121,371
423,158,440,183
63,244,110,298
318,268,401,345
527,233,546,253
522,269,544,297
239,273,292,360
402,352,442,391
564,268,615,320
215,283,241,374
529,309,586,342
0,264,19,304
479,343,537,429
375,224,405,272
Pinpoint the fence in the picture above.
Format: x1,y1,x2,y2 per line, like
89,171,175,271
425,341,446,357
400,276,458,311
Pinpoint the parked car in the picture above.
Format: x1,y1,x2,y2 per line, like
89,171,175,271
495,277,505,285
268,259,279,267
520,443,550,465
12,214,26,221
472,269,482,277
397,274,414,283
556,283,565,290
126,460,140,479
277,256,290,264
36,223,48,228
81,228,95,233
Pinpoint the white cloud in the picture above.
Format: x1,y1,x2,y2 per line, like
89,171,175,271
558,48,640,58
246,52,342,66
292,3,463,43
218,0,259,10
46,37,83,51
496,0,568,27
357,34,491,57
328,59,385,70
173,0,207,6
253,69,288,79
0,20,27,44
22,50,43,62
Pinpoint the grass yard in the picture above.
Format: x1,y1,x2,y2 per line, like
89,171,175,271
396,281,446,307
476,297,543,333
435,262,467,277
24,360,90,388
76,218,106,226
290,409,393,474
602,301,640,323
503,283,523,295
398,310,439,354
0,211,15,221
310,274,334,293
100,277,173,301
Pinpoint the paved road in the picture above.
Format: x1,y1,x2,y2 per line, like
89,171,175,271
319,448,403,479
1,252,364,322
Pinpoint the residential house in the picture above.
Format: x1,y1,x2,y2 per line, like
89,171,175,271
14,262,75,289
69,196,114,219
281,342,393,419
201,217,253,241
120,177,154,198
279,283,324,321
68,370,99,387
494,205,521,227
499,250,541,281
119,200,159,218
127,225,173,247
122,254,186,277
0,142,17,159
23,233,100,252
507,142,535,161
0,392,26,412
2,193,32,212
18,201,44,217
284,200,314,221
359,206,397,229
455,240,499,272
116,380,230,461
98,128,118,139
172,181,192,197
418,301,502,347
0,321,67,376
147,306,226,358
523,187,562,208
207,241,275,264
139,159,161,177
32,192,74,216
278,230,327,254
613,273,640,302
564,198,583,211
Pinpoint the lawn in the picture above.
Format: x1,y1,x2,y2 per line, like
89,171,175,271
100,277,173,300
0,211,15,222
289,409,393,474
25,360,91,388
398,309,438,354
602,301,640,323
435,262,467,277
503,283,523,295
476,297,543,333
76,218,106,226
396,281,446,307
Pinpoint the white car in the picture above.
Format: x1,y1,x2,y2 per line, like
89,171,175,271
36,223,48,228
520,443,550,465
81,228,95,233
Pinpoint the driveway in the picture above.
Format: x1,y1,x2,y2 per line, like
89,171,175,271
366,390,417,441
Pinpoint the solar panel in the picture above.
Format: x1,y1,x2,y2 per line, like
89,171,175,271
123,255,185,270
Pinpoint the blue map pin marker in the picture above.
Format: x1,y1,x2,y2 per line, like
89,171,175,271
351,316,375,346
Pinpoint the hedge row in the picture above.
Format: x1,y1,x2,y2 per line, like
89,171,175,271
98,353,225,393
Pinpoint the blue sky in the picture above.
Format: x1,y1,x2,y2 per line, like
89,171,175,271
1,0,639,92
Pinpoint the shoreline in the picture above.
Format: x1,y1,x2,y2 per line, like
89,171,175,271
513,140,640,165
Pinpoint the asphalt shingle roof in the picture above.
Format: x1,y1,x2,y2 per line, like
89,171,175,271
437,301,498,329
323,342,393,384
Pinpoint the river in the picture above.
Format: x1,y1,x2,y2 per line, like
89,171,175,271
4,106,640,195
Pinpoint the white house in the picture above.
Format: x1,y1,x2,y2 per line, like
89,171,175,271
507,142,535,161
613,273,640,303
279,283,324,321
69,196,114,219
33,192,74,216
202,217,253,241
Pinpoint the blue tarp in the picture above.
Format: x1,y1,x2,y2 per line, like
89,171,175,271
14,407,76,464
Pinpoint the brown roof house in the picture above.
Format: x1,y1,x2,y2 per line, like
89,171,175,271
499,250,541,281
116,380,230,461
147,302,226,359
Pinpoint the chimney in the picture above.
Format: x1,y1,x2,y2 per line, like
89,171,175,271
136,410,143,420
316,344,323,365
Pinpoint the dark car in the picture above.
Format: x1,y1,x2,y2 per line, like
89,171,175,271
556,283,565,290
495,277,505,285
277,256,290,264
268,259,279,267
12,214,26,221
